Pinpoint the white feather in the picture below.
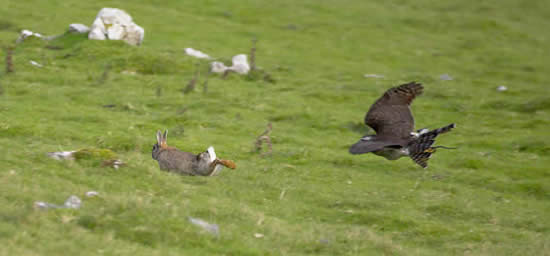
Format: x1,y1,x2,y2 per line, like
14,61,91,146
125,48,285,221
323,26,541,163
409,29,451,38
207,146,216,163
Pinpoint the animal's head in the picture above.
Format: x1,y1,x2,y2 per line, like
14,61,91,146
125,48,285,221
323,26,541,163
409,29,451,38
152,130,168,160
195,149,215,171
197,151,212,163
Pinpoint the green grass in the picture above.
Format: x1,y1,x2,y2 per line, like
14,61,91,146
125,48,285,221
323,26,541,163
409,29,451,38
1,0,549,255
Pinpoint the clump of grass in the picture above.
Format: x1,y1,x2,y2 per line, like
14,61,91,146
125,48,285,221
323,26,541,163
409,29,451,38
5,46,14,73
514,138,550,155
254,122,273,155
73,148,117,161
515,97,550,113
0,19,19,32
484,97,550,113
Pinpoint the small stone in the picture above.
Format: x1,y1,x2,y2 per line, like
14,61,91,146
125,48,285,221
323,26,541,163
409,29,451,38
363,74,384,78
211,61,228,73
34,201,52,209
85,191,99,197
254,233,264,238
497,85,508,92
16,29,43,43
185,48,212,59
228,54,250,74
64,195,82,209
188,217,219,236
47,151,76,160
30,60,43,68
68,24,90,34
439,74,453,81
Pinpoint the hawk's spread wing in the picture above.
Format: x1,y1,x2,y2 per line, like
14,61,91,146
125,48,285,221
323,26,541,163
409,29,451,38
349,138,402,154
365,82,423,142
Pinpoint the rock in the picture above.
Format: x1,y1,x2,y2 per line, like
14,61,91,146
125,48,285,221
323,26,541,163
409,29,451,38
185,48,212,59
101,159,125,169
34,195,81,210
47,151,76,160
188,217,219,236
16,29,43,43
439,74,453,81
29,60,43,68
254,233,264,238
64,195,82,209
68,23,90,34
364,74,384,78
211,61,228,73
88,8,144,45
210,54,250,75
497,85,508,92
229,54,250,74
85,191,99,197
34,201,59,209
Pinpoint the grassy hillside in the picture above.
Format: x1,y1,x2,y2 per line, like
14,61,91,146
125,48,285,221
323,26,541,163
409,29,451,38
1,0,549,255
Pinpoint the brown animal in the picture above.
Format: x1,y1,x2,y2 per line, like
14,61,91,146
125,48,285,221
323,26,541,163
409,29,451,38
152,130,236,176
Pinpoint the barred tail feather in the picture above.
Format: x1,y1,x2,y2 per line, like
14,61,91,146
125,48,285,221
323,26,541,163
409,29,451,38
409,123,455,168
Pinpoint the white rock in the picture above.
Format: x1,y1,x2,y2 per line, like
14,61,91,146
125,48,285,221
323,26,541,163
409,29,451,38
188,217,219,236
185,48,212,59
30,60,43,68
85,191,99,197
210,54,250,75
88,8,144,45
64,195,82,209
229,54,250,74
47,151,76,160
497,85,508,92
439,74,453,81
16,29,43,43
124,23,144,46
254,233,264,238
107,23,125,40
68,23,90,34
211,61,228,73
34,201,58,209
364,74,384,78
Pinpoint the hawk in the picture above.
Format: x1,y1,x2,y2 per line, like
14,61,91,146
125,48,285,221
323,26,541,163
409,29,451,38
349,82,455,168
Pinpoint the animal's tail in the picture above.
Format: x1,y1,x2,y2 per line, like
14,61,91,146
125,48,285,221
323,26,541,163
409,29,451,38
215,159,237,169
409,123,456,168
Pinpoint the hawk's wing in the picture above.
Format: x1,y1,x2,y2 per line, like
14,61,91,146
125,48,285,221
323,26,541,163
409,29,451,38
349,138,402,154
365,82,423,142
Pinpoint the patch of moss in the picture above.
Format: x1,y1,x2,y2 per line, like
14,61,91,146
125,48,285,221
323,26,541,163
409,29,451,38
73,148,117,161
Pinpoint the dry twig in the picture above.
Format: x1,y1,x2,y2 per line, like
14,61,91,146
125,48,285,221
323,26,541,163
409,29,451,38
5,47,14,73
254,122,273,155
250,38,257,71
183,64,200,94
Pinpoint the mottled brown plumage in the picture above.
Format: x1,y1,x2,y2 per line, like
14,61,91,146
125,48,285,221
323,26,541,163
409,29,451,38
365,81,423,143
349,82,455,168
